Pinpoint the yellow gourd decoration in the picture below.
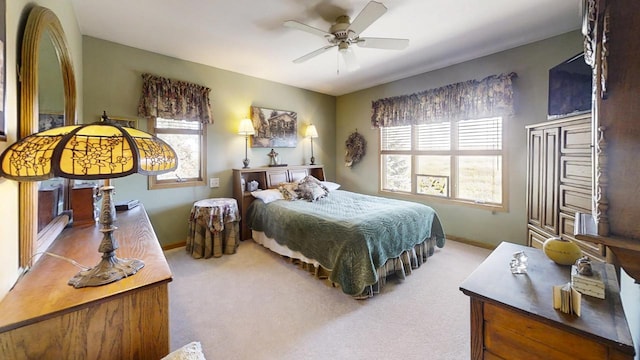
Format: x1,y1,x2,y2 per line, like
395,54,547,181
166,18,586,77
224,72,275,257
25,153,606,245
543,237,582,265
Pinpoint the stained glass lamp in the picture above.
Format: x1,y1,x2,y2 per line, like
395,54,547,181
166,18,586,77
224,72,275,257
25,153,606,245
0,111,177,288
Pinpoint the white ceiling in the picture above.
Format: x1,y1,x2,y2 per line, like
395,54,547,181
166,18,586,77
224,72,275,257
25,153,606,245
70,0,582,96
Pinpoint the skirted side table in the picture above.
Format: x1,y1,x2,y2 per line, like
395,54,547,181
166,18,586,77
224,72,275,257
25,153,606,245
187,198,240,258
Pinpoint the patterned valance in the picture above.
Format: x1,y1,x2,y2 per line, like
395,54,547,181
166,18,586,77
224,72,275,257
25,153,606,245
137,73,213,124
371,72,517,128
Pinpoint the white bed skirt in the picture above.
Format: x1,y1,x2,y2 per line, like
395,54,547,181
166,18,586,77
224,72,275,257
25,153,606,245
251,230,437,299
252,230,322,268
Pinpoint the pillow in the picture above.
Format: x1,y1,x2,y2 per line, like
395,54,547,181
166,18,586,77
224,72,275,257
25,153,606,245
320,181,341,192
161,341,206,360
251,189,284,204
297,181,329,201
297,176,329,202
278,182,300,201
298,174,323,186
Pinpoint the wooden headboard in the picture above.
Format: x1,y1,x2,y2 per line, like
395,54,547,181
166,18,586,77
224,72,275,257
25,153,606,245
232,165,325,240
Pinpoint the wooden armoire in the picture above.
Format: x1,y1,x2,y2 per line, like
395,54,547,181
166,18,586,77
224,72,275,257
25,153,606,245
528,0,640,283
526,113,603,260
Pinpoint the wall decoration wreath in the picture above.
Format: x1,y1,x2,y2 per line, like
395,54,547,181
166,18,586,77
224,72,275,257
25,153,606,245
345,130,366,167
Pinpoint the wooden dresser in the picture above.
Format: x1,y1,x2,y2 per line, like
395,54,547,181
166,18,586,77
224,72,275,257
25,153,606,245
0,205,172,359
232,165,325,240
460,242,634,360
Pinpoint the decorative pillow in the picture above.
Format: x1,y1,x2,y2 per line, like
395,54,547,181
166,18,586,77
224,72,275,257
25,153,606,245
320,181,341,192
251,189,284,204
298,174,323,186
161,341,206,360
278,182,300,201
297,176,329,201
297,181,329,201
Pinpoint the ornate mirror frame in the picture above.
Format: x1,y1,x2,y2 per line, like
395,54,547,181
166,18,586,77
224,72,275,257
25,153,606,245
19,6,76,267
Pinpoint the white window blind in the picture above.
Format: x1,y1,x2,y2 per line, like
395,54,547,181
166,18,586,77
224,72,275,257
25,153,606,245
381,126,411,151
417,122,450,151
458,117,501,150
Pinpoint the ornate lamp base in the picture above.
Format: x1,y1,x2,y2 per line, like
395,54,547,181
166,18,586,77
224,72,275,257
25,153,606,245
68,252,144,288
242,158,250,168
310,156,316,165
68,185,144,288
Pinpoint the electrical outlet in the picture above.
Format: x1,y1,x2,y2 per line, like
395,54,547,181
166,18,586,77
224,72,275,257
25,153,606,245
209,177,220,188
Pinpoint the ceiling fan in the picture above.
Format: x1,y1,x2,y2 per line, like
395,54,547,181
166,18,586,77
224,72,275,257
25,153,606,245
284,1,409,71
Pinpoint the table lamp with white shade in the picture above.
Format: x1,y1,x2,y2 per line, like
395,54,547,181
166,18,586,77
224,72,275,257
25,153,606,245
305,124,319,165
238,118,255,168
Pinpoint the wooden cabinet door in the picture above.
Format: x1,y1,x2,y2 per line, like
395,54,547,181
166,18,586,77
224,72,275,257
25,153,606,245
541,128,560,235
527,126,559,238
528,128,544,229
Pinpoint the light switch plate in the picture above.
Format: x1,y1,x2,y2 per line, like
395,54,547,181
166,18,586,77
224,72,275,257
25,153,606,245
209,177,219,188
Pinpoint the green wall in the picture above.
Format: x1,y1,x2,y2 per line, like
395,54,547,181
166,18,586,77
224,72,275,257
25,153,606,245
335,31,583,248
82,37,336,247
81,31,584,249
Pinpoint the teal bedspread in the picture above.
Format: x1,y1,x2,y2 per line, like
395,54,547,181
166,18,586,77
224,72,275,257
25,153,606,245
245,190,446,296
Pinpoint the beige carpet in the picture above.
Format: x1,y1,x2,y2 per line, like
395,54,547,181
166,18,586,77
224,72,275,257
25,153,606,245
165,239,491,360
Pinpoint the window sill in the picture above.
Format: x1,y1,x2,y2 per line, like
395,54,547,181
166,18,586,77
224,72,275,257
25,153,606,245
148,179,206,190
379,189,507,212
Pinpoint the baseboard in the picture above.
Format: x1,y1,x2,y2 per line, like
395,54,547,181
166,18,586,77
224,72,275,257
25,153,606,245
447,235,497,250
162,241,186,251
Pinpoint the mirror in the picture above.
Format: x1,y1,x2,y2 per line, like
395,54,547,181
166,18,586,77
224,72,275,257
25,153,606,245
37,30,66,233
19,6,76,267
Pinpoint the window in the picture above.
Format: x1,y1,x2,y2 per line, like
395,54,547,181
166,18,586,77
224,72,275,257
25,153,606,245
149,118,206,189
380,117,505,209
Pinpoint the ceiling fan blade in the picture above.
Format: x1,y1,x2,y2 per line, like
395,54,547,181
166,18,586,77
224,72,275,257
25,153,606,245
347,1,387,35
340,47,360,71
284,20,335,40
357,37,409,50
293,45,336,63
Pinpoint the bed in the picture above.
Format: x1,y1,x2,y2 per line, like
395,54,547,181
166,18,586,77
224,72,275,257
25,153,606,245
245,178,446,298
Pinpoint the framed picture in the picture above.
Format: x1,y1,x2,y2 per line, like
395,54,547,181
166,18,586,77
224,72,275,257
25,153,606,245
250,106,297,148
107,116,138,129
39,113,65,131
0,0,6,141
417,174,449,197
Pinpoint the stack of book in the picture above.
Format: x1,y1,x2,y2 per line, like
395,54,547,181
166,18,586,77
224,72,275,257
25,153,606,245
571,265,605,299
553,282,581,316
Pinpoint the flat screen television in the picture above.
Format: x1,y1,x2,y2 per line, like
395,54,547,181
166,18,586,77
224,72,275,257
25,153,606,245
548,53,592,118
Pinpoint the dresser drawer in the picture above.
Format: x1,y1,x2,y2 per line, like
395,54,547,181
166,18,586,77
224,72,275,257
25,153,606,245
528,226,554,249
560,156,592,188
559,185,591,214
560,119,591,154
483,302,608,360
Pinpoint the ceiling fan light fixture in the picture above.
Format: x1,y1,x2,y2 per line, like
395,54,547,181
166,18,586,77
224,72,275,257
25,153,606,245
285,1,408,68
340,47,360,72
